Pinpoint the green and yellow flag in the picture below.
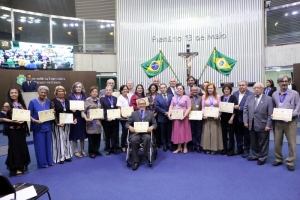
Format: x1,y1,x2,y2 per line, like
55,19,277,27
206,49,237,76
141,52,169,78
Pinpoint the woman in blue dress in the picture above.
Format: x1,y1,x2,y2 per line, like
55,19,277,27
28,86,54,168
68,82,87,158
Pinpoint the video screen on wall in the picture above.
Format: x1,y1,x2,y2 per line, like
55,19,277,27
0,41,74,70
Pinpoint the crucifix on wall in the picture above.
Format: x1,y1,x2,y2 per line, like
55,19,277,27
178,44,198,78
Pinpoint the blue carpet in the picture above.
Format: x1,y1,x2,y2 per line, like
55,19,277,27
0,141,299,200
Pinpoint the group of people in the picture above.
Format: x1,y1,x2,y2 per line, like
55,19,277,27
0,74,299,174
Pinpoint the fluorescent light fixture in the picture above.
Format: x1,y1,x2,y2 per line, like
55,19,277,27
28,21,33,23
0,16,6,19
111,24,115,27
100,25,105,28
7,19,11,22
52,21,57,25
63,23,68,27
275,22,278,26
28,17,34,20
3,14,9,17
20,19,26,22
75,23,78,27
292,11,298,15
70,23,74,27
20,16,26,19
106,24,111,28
285,13,288,16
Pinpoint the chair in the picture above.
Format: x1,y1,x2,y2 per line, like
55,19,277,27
126,130,157,167
0,174,51,200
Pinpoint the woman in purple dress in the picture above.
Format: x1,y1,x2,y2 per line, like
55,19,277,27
68,82,87,158
168,84,192,154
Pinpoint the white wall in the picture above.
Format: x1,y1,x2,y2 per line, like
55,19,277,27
74,53,116,72
265,43,300,67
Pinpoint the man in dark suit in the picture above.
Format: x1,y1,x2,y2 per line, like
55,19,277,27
155,83,173,152
126,99,157,171
22,74,37,92
167,77,177,96
243,82,273,165
233,80,253,158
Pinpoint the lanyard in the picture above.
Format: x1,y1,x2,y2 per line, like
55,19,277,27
139,110,145,121
224,95,230,102
13,102,21,109
107,96,114,108
279,89,288,103
37,98,46,109
264,88,270,94
209,95,214,106
176,95,182,106
193,96,198,105
74,94,82,100
93,100,100,108
56,98,66,111
123,95,130,106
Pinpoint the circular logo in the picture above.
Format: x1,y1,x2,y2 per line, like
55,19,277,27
151,62,159,70
17,75,26,86
218,60,225,67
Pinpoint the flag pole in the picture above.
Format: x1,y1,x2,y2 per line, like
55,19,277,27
160,50,181,83
198,47,216,82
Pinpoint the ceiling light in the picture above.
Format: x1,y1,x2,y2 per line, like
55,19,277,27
67,31,71,35
28,17,34,20
75,23,78,27
111,24,115,27
109,32,113,36
3,14,9,17
20,16,26,19
34,19,41,23
285,13,288,16
292,11,298,15
52,21,57,25
28,20,33,24
7,19,11,22
63,23,68,27
100,25,105,28
276,69,281,72
0,16,6,19
18,27,22,31
20,19,26,22
70,23,74,27
275,22,278,26
106,24,111,28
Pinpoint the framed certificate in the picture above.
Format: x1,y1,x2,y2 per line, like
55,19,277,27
204,107,219,118
69,100,84,110
38,109,55,122
219,102,234,113
89,109,104,119
112,92,121,98
59,113,73,124
189,111,202,120
107,109,121,119
121,106,134,117
272,108,293,121
134,122,149,132
136,97,149,106
171,110,183,120
12,108,31,121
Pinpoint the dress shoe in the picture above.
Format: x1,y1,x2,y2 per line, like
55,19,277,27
89,154,96,159
96,151,102,156
227,151,234,156
221,150,227,155
58,161,64,164
272,161,283,166
132,162,139,171
190,147,195,152
234,149,243,155
257,160,265,165
112,149,119,155
287,165,295,171
23,167,28,174
65,158,72,162
106,151,111,155
196,148,202,153
163,146,167,152
247,156,258,161
242,151,249,158
173,149,182,154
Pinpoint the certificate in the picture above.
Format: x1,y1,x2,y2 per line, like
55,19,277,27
12,108,31,121
59,113,73,124
38,109,55,122
121,106,134,117
136,97,149,106
89,109,104,119
134,122,149,132
219,102,234,113
112,92,121,98
204,107,219,118
69,100,84,110
107,109,120,119
272,108,293,121
189,111,202,120
171,110,183,120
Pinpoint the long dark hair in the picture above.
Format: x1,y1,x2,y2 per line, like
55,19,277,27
134,84,145,97
148,84,158,93
7,87,27,109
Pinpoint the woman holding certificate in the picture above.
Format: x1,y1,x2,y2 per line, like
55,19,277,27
51,86,77,164
68,82,87,158
28,86,54,168
116,85,132,152
100,86,119,155
201,83,223,155
168,84,192,154
129,84,146,111
82,86,103,159
0,87,30,176
220,84,238,156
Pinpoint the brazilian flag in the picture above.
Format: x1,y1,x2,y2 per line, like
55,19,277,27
141,52,169,78
206,49,237,76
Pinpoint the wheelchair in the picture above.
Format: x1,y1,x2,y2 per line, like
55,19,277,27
126,130,157,167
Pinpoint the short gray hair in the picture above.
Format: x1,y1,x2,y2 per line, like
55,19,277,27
277,75,289,83
71,82,86,94
38,86,49,93
105,86,113,90
239,80,248,86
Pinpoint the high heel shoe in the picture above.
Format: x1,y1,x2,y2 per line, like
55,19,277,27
173,149,183,154
183,148,188,154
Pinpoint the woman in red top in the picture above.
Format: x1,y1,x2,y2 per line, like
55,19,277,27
129,84,145,111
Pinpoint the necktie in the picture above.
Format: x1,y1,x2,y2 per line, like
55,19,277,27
28,81,30,86
163,94,168,102
254,95,259,109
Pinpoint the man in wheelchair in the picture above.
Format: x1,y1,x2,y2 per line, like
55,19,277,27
126,99,157,170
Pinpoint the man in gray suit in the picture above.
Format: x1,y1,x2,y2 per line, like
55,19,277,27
243,82,273,165
99,79,118,98
126,99,157,171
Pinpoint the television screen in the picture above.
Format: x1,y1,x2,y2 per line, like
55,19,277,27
0,41,74,70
